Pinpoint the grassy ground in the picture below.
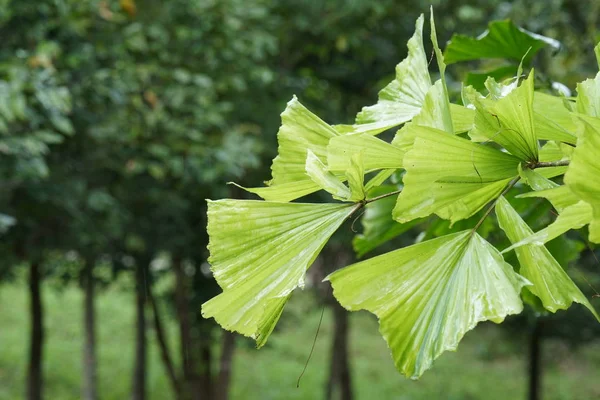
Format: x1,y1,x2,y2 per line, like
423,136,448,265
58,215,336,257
1,280,599,400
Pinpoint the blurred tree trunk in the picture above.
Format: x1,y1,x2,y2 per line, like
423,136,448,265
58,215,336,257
173,257,198,400
147,280,181,398
215,331,236,400
27,260,44,400
323,248,353,400
326,302,353,400
82,258,97,400
132,260,148,400
529,319,543,400
198,333,213,400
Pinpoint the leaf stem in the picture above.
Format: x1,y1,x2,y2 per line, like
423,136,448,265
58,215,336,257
365,189,402,204
471,177,520,234
528,160,570,169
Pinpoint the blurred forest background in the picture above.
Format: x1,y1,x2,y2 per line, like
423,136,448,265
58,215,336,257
1,0,600,399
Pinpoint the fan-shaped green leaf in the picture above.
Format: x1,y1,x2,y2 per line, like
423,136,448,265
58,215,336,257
236,96,340,202
517,185,578,213
305,150,350,200
444,20,560,65
470,72,539,161
496,197,598,318
202,200,356,346
392,80,455,151
327,230,528,379
565,115,600,242
429,9,453,134
327,134,404,172
533,93,577,144
346,152,366,202
502,201,593,252
576,73,600,117
393,127,520,223
519,166,558,191
450,104,475,134
341,14,431,135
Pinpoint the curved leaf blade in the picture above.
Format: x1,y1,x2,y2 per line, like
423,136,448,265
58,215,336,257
305,150,350,200
327,230,528,379
343,14,431,135
444,20,559,64
517,185,578,213
533,93,577,144
496,197,598,318
565,115,600,242
327,134,404,172
239,96,340,201
576,73,600,117
202,200,356,346
470,72,539,161
393,127,520,223
501,201,593,252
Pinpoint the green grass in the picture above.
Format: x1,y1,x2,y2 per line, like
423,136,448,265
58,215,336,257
1,280,599,400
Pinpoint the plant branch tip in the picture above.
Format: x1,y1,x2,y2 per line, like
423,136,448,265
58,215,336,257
365,189,403,204
526,160,570,169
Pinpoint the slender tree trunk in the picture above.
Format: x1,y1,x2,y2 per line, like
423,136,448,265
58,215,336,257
82,259,98,400
147,281,181,398
132,261,148,400
323,248,353,400
529,319,543,400
27,261,44,400
199,334,213,400
173,258,196,400
215,331,235,400
326,302,353,400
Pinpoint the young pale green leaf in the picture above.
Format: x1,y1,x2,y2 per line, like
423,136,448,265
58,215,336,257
517,185,579,213
340,14,431,135
450,103,475,133
444,20,560,65
392,80,455,151
202,200,356,347
496,197,598,319
237,96,340,202
232,181,320,204
470,72,539,161
484,76,519,100
502,201,593,252
412,80,453,133
429,9,453,133
305,150,350,201
346,152,366,202
518,166,558,191
327,230,528,379
393,127,520,224
565,116,600,242
533,93,577,144
327,134,404,172
352,185,419,257
576,73,600,117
